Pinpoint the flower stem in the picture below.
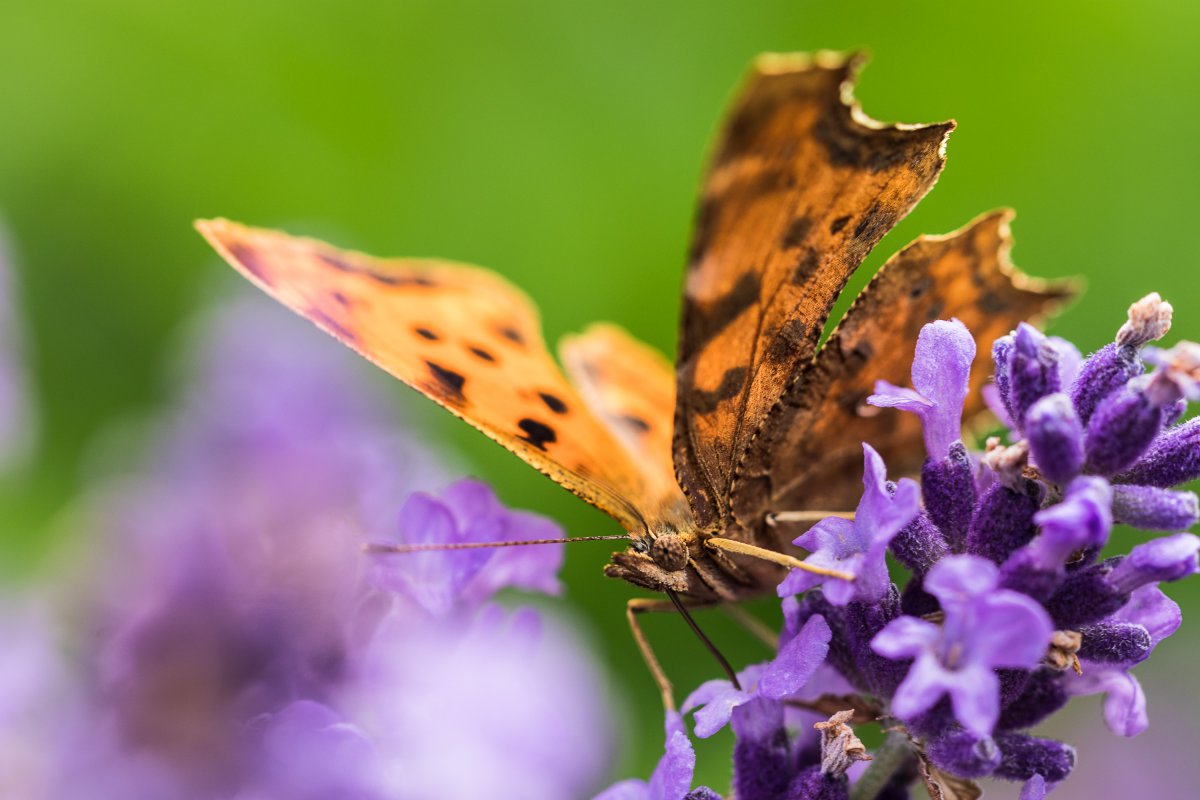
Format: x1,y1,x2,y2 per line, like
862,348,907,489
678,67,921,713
849,731,911,800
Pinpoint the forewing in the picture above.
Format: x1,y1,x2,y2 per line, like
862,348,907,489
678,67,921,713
197,218,661,533
559,324,690,526
675,52,954,528
732,211,1073,533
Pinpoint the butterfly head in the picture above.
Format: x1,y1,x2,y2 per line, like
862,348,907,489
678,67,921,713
603,525,713,595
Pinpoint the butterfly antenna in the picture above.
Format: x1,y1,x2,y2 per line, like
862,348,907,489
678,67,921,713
363,534,630,554
666,589,742,690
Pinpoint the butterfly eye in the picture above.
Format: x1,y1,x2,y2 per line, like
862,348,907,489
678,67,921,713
649,534,689,572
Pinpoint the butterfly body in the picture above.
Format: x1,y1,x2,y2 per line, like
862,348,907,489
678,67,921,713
199,52,1069,609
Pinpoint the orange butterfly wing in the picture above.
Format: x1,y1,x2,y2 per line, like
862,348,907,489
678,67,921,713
559,324,689,527
197,219,670,534
674,52,954,529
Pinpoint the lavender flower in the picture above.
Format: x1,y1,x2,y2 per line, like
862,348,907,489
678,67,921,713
1066,585,1181,737
868,319,975,460
367,478,564,618
594,712,717,800
5,296,614,799
683,614,832,738
871,556,1053,736
777,445,920,605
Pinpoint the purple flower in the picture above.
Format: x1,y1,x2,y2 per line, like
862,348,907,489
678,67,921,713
1025,477,1113,571
1067,585,1181,737
683,615,832,738
1143,340,1200,403
248,700,385,799
871,555,1053,736
868,319,975,459
778,445,920,605
594,711,707,800
367,479,564,617
351,605,615,800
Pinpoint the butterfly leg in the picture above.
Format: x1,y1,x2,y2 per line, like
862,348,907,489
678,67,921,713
626,597,683,711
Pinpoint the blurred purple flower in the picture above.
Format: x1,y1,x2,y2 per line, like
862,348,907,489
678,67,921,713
872,556,1053,736
6,295,613,799
778,445,920,605
367,478,563,618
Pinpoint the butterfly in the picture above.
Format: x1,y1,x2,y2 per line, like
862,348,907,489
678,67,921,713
198,52,1068,705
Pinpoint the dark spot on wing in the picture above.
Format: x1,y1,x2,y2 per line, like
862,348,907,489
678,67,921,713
977,291,1009,314
498,326,526,346
619,414,651,433
692,366,747,413
425,361,466,403
316,252,357,273
538,392,568,415
228,243,273,286
517,418,556,451
687,271,760,345
366,271,435,288
331,291,351,307
781,216,814,249
792,249,821,285
829,215,851,235
767,317,810,364
468,346,496,363
310,310,358,344
414,327,439,341
908,275,933,299
688,196,718,265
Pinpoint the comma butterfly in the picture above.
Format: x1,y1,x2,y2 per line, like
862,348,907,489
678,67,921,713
198,52,1069,705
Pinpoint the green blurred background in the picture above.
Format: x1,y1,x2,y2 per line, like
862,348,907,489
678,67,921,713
1,0,1197,794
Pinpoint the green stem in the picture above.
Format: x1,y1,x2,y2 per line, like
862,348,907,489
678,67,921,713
849,731,912,800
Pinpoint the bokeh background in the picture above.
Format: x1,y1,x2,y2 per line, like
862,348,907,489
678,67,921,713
1,0,1198,796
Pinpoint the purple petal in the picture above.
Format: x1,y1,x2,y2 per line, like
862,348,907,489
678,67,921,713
1109,533,1200,593
868,381,932,413
946,664,1001,737
1115,585,1181,648
945,666,1003,734
1029,477,1112,570
923,555,999,604
594,781,650,800
890,653,952,721
682,679,747,739
647,711,696,800
871,616,940,660
1024,393,1084,485
1019,774,1048,800
910,319,976,457
969,593,1054,670
795,516,858,556
759,615,831,699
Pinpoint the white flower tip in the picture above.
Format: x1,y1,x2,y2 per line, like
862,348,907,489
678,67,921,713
1117,292,1173,348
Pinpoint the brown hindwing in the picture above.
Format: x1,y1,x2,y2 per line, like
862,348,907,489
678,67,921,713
674,52,954,530
731,210,1073,545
